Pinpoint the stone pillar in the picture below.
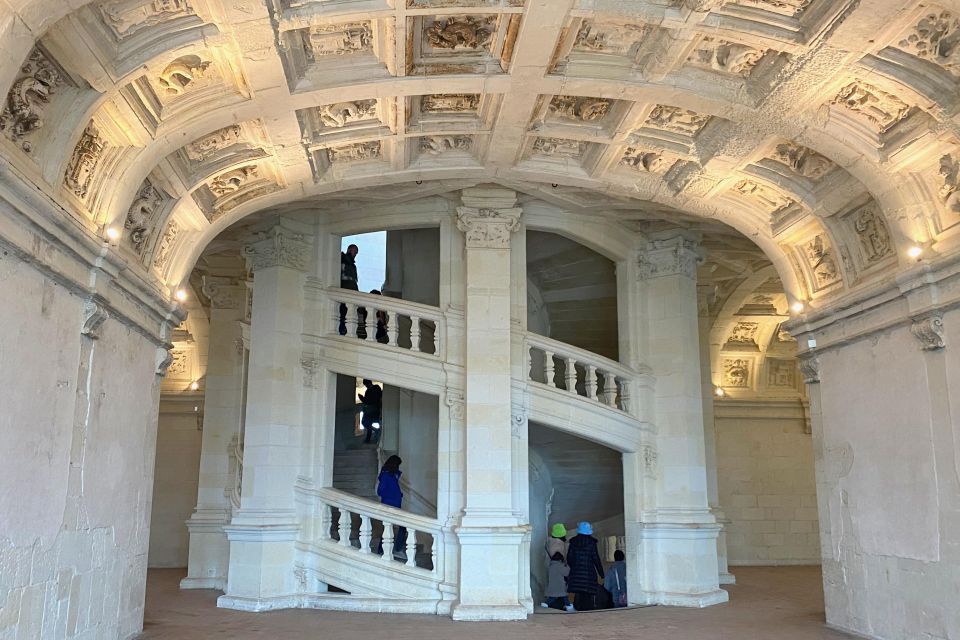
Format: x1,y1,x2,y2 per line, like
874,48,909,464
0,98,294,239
697,306,735,585
181,278,246,590
631,230,727,607
219,224,311,611
451,186,530,621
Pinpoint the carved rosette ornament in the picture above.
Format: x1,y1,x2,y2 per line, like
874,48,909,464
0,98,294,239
638,233,703,280
456,206,522,249
911,313,945,351
244,226,311,272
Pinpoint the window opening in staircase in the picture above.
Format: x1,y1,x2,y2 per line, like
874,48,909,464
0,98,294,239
342,231,386,293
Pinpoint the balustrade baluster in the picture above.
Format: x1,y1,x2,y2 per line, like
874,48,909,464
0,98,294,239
338,509,351,548
432,322,440,356
544,351,556,387
321,503,332,540
332,301,341,335
430,536,437,574
619,380,630,413
410,316,422,352
406,528,418,567
586,365,598,400
387,311,398,345
381,521,394,563
348,305,359,340
603,372,617,405
359,515,372,554
564,357,577,393
526,346,533,381
359,305,370,342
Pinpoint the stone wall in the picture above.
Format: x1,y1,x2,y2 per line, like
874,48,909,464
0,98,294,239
0,251,164,639
715,400,820,566
148,400,203,568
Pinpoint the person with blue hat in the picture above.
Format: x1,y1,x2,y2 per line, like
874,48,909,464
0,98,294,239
566,521,605,611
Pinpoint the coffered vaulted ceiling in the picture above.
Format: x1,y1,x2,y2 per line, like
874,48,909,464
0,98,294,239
2,0,960,312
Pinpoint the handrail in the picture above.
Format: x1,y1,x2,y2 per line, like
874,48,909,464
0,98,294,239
311,487,441,533
524,332,635,380
523,331,637,414
325,288,445,322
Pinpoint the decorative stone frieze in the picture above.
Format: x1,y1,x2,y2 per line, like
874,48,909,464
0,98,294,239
638,233,703,279
422,94,480,113
532,137,583,157
209,166,260,197
125,181,166,257
456,206,522,249
645,105,711,136
99,0,195,39
687,38,765,75
153,220,181,270
851,206,893,263
304,22,373,60
797,352,820,384
911,312,945,351
831,82,912,132
64,123,107,199
185,125,243,162
733,179,793,214
328,141,381,163
425,16,495,50
244,227,310,272
725,321,760,349
421,135,471,155
317,100,377,128
723,358,750,387
573,21,646,55
548,95,610,122
0,47,64,152
772,143,833,180
81,299,109,339
802,235,841,289
767,358,797,387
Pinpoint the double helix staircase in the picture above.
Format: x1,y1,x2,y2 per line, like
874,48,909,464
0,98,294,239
290,285,650,612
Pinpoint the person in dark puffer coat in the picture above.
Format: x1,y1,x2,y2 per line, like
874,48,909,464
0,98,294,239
566,521,605,610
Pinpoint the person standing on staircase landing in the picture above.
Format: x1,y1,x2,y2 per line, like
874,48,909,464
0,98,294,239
339,243,359,335
359,379,382,444
376,455,408,558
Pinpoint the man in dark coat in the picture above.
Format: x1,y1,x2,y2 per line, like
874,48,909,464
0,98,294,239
359,379,382,444
566,521,605,611
339,244,359,335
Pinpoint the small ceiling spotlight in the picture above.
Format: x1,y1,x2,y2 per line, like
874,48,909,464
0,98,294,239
189,380,200,391
105,227,121,243
175,289,188,302
714,386,726,398
907,245,923,260
790,301,805,314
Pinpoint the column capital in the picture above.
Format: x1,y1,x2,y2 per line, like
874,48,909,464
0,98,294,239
639,231,703,280
201,275,244,309
244,226,311,272
456,206,522,249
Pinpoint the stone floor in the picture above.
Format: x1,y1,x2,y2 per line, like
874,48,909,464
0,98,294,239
142,566,856,639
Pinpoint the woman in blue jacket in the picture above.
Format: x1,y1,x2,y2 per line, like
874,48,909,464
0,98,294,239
377,455,407,556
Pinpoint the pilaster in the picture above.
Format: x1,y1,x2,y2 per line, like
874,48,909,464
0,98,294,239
451,186,529,621
219,222,311,610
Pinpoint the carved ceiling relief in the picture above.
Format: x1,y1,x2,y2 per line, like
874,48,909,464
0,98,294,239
316,100,378,129
422,93,480,114
772,143,834,180
896,9,960,77
850,206,893,264
621,148,673,173
0,48,65,153
767,358,797,388
547,95,611,123
829,82,912,133
727,0,812,17
125,180,168,258
733,179,794,215
801,235,842,290
151,55,218,102
420,135,472,155
64,123,107,200
98,0,195,40
572,21,647,56
532,137,584,158
304,22,373,61
185,125,243,163
209,166,259,197
723,358,751,388
644,105,711,136
327,141,382,163
423,15,496,52
152,219,181,270
938,153,960,213
686,37,767,76
725,321,760,349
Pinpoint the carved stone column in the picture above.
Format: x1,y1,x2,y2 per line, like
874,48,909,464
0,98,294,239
451,186,530,621
219,223,311,611
630,230,727,607
181,276,246,590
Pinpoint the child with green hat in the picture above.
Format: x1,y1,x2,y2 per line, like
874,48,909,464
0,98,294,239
546,523,568,561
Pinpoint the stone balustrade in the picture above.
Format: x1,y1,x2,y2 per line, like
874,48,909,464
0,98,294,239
525,332,634,414
326,288,443,356
309,487,440,575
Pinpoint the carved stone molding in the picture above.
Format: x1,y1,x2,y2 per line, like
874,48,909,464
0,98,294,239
421,135,472,155
797,352,820,384
0,47,64,153
911,312,945,351
638,233,703,280
201,275,242,309
156,346,175,376
152,220,180,270
64,123,106,199
456,206,522,249
511,410,527,440
300,354,319,389
81,299,108,339
126,181,165,257
444,388,464,421
244,226,311,272
639,444,658,477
